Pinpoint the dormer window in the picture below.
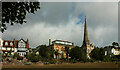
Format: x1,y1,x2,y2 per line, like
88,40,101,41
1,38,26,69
5,42,8,45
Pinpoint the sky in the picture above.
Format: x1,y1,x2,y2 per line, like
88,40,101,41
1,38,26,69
2,2,118,48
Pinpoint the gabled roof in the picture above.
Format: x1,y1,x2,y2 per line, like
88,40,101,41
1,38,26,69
2,39,29,48
18,38,27,43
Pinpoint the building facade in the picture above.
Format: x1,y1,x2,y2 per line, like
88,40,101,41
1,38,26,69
50,39,74,59
0,38,3,47
81,16,94,58
104,46,120,56
0,38,29,57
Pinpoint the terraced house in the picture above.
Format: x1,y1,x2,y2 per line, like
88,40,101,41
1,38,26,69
0,38,29,57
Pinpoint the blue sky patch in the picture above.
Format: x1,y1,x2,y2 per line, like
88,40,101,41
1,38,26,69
76,13,85,25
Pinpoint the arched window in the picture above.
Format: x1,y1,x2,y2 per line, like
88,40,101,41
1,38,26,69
5,42,8,45
10,42,13,46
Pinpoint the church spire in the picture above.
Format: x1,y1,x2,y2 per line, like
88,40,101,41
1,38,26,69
82,16,94,59
83,16,89,45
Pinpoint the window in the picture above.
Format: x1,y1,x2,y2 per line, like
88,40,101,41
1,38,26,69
61,42,64,44
10,42,13,46
5,42,8,45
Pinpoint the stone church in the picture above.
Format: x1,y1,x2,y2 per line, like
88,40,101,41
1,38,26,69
81,16,94,59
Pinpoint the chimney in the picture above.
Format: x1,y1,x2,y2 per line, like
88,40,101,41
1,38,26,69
49,39,51,46
26,38,29,48
13,38,16,47
27,38,28,43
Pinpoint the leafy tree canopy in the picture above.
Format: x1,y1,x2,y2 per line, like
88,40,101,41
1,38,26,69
90,47,105,61
1,2,40,33
112,42,119,46
26,52,41,62
37,45,49,58
65,46,70,59
69,46,86,61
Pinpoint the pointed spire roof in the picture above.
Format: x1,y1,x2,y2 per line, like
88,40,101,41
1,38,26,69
83,16,90,45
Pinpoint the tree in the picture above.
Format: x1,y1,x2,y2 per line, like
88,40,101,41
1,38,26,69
8,49,12,57
48,50,55,59
65,46,69,60
1,2,40,33
103,55,111,62
26,52,41,62
69,46,86,61
90,47,105,61
55,50,59,59
13,52,19,59
112,42,119,46
37,45,49,58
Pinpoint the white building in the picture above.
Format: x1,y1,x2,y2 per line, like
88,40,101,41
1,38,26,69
104,46,120,56
0,38,3,47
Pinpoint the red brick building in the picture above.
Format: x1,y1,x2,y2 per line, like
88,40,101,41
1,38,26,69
1,38,29,57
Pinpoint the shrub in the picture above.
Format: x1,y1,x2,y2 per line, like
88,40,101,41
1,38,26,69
87,59,94,63
26,52,41,62
6,58,11,62
41,58,48,62
30,56,41,62
69,59,77,63
13,52,19,59
103,56,111,62
48,60,57,64
17,56,23,60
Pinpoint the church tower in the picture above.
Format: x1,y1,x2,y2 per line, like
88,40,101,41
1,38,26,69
82,16,93,58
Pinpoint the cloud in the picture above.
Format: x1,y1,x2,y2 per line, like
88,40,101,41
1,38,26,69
26,2,75,26
2,2,118,48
